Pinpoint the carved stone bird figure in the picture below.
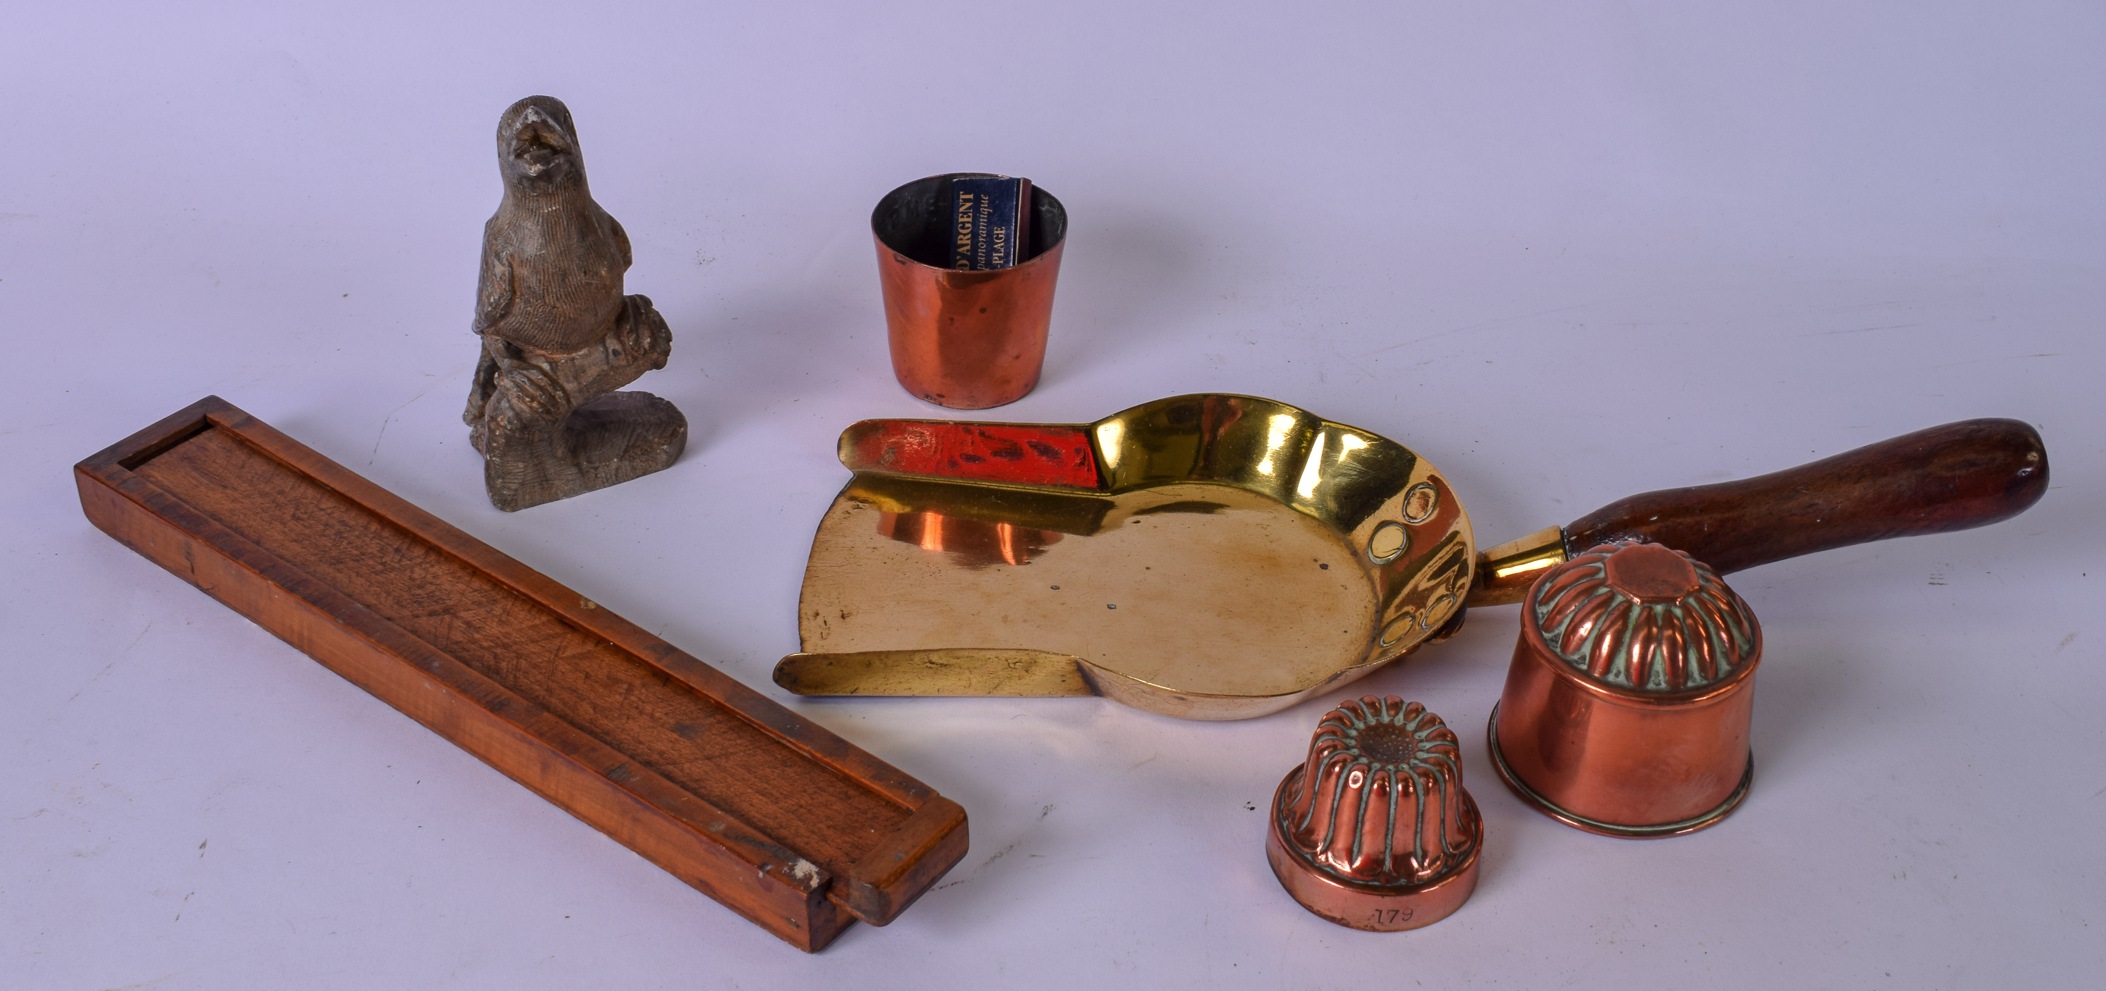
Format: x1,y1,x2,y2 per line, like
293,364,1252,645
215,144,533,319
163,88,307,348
463,95,686,511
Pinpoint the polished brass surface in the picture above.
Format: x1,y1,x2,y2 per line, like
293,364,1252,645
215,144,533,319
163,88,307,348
776,648,1095,698
1267,697,1481,930
1489,541,1763,836
789,395,1474,719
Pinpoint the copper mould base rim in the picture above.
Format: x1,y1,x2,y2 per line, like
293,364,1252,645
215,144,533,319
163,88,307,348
1484,706,1753,839
1264,767,1483,932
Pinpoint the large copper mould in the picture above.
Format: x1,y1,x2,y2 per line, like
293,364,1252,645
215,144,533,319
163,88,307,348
1488,541,1761,837
1268,697,1482,931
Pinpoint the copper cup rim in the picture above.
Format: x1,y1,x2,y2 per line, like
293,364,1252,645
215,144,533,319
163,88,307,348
870,172,1068,276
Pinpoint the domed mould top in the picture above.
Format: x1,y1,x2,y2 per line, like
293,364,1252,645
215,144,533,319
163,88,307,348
1528,541,1760,693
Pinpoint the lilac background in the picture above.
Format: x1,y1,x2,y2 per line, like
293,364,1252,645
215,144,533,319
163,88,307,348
3,2,2100,988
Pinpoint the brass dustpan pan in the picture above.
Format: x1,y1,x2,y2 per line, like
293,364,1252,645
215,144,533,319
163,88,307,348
777,395,2045,720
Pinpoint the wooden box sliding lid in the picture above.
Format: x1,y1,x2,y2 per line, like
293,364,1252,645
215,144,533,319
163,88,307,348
74,396,967,951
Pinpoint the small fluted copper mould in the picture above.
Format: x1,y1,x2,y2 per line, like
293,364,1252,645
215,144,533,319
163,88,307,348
871,174,1067,409
1489,541,1761,837
1268,697,1482,930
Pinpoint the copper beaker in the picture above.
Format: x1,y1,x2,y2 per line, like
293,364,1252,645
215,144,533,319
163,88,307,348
1488,541,1763,837
871,174,1068,409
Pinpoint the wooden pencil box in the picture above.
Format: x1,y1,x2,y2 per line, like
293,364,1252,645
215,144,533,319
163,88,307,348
75,397,966,951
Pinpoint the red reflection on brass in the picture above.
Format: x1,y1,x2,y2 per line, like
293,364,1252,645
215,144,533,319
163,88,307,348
1267,697,1481,931
878,510,1061,568
840,420,1102,490
1489,542,1762,837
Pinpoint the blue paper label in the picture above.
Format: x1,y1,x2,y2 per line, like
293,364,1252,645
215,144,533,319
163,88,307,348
950,176,1028,270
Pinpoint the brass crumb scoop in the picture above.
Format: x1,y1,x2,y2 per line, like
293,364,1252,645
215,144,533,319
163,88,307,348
778,396,2047,719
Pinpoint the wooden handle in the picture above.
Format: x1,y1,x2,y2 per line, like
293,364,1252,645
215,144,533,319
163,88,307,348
1561,418,2049,575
